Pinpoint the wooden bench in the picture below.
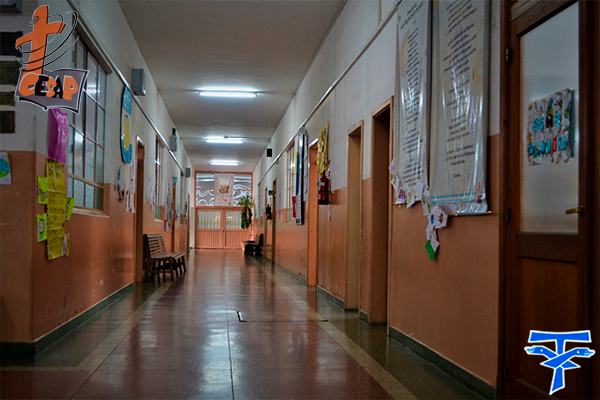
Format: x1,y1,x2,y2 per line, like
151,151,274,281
143,234,186,282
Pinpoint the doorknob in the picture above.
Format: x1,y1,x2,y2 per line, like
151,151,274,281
565,206,583,215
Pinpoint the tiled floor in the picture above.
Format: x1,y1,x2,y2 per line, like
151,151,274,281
0,250,483,399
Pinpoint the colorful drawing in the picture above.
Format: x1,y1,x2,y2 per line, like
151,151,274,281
120,87,133,164
0,152,11,185
65,197,75,221
37,213,47,242
38,176,49,204
527,89,573,165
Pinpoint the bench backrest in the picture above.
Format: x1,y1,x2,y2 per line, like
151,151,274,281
143,234,168,258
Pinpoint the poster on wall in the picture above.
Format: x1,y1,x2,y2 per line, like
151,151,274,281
317,122,329,175
295,130,306,225
0,152,12,185
429,0,489,215
214,173,234,206
527,89,573,165
395,0,431,199
120,87,133,164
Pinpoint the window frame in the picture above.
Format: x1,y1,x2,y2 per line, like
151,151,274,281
66,39,107,211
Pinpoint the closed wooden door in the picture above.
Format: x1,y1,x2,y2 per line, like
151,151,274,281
195,208,247,249
501,1,596,398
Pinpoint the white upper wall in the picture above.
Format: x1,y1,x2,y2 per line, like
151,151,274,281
253,0,501,205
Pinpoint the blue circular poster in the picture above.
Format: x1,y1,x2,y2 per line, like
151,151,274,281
120,87,133,164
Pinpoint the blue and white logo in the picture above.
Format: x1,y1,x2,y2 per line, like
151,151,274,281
524,330,595,395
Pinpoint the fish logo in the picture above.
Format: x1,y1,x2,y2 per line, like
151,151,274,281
525,330,595,395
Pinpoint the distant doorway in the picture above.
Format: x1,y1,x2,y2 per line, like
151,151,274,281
363,98,393,324
134,140,145,283
307,142,319,286
346,121,364,309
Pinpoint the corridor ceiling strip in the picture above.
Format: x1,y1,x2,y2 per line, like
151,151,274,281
67,0,184,174
259,0,402,185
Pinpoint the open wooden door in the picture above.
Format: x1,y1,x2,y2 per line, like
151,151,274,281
500,1,598,398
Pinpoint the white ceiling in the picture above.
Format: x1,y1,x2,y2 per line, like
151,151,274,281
119,0,344,173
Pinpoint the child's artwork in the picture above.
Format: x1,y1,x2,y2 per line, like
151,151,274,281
38,176,49,204
0,152,11,185
37,213,47,242
527,89,573,165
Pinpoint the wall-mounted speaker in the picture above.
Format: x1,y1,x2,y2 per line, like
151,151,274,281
185,167,191,178
267,148,273,157
132,69,146,96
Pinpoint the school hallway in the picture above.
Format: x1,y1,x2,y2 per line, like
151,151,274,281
0,251,483,400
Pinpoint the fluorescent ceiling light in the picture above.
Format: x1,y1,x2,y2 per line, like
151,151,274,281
210,160,240,166
206,138,244,144
199,90,256,98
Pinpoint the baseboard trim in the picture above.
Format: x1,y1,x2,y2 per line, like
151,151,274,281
359,310,369,323
315,286,345,310
257,256,308,285
388,326,496,399
1,283,134,356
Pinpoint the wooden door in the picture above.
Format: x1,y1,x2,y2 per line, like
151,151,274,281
195,207,247,249
501,1,597,398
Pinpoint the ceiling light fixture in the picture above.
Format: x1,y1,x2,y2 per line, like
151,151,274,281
205,138,244,144
199,90,257,98
210,160,240,166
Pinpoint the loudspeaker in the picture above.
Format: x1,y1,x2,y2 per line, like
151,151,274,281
132,69,146,96
267,148,273,157
170,128,178,152
185,167,191,178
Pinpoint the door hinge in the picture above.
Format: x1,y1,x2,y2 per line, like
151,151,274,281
503,366,509,381
504,207,511,224
505,48,512,64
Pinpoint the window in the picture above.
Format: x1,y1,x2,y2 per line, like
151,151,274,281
195,173,251,206
66,40,107,210
286,145,295,210
154,140,163,219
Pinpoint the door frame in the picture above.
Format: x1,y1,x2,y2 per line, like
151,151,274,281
363,96,393,325
307,139,319,287
346,121,364,310
134,137,145,283
498,1,599,397
194,206,245,249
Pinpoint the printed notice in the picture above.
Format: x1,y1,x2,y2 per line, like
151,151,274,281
396,0,431,196
429,0,488,214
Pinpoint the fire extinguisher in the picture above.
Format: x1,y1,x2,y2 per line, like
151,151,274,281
266,204,272,220
318,175,330,205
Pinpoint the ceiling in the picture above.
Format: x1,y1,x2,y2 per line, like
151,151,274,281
119,0,344,173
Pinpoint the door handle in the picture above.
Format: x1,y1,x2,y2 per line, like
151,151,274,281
565,206,583,215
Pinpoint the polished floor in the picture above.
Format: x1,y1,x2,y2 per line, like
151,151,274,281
1,251,483,399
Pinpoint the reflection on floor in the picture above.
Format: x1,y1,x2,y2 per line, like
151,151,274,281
0,250,483,399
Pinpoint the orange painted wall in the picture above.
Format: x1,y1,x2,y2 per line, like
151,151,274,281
316,187,347,301
274,207,308,279
0,151,35,342
387,135,500,385
1,151,191,343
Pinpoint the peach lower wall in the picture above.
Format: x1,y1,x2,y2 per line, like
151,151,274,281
0,151,35,342
1,151,190,343
273,207,308,280
388,135,500,385
317,187,347,300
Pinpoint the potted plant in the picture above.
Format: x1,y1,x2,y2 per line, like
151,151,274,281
237,194,254,230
